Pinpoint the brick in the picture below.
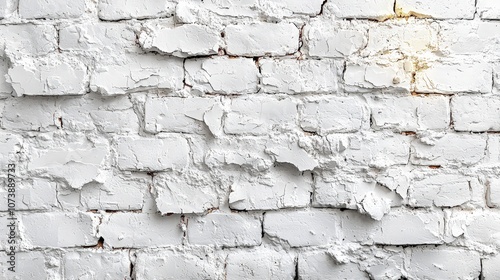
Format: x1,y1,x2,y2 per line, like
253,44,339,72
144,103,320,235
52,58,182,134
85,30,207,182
395,0,475,19
98,0,176,20
264,210,340,247
0,24,57,56
176,0,258,22
298,252,369,279
483,254,500,280
0,178,58,211
300,97,365,134
140,24,222,57
263,0,324,15
327,0,395,20
306,20,366,58
144,96,221,134
369,95,450,131
448,210,500,245
225,23,299,56
406,247,481,279
187,212,262,247
90,55,184,95
63,251,130,279
1,97,57,131
7,55,87,96
414,63,493,94
440,22,500,56
224,96,297,135
341,209,444,245
185,57,259,94
452,96,500,132
410,174,476,207
343,133,411,167
19,0,85,19
99,213,183,248
20,212,98,247
0,251,48,279
265,137,319,172
80,174,147,211
115,136,189,171
59,23,138,54
488,178,500,208
0,0,16,19
227,249,295,280
365,22,438,55
0,58,12,96
135,249,224,280
153,172,219,214
229,166,312,211
260,59,339,94
344,62,412,93
28,139,109,190
0,133,21,169
477,0,500,19
410,134,486,166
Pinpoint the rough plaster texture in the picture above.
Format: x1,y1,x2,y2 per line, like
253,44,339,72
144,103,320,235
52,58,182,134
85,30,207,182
0,0,500,279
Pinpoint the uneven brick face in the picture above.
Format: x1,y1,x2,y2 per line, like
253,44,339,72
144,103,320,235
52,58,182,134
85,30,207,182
1,0,498,279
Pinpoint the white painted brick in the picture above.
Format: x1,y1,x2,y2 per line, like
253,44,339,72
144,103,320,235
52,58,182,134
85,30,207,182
485,135,500,166
135,249,224,280
488,178,500,208
1,97,57,131
0,58,13,96
115,136,189,171
0,24,57,56
306,20,366,58
99,213,183,248
440,22,500,56
227,249,295,280
300,97,365,134
365,22,438,55
224,96,297,135
229,166,312,211
410,134,486,166
341,209,444,245
91,55,184,95
20,212,98,248
299,252,369,279
0,251,48,279
99,0,176,20
7,55,87,96
265,136,319,172
153,172,219,214
59,23,138,54
80,174,146,211
327,0,395,20
395,0,475,19
28,139,109,190
369,95,450,131
406,247,481,280
185,57,259,94
344,62,412,93
140,24,221,57
225,23,299,56
0,0,16,19
187,212,261,247
262,0,324,15
63,251,130,280
410,174,476,207
260,59,339,94
0,178,58,211
264,210,340,247
145,96,220,134
448,210,500,245
414,63,493,94
483,254,500,280
19,0,85,19
478,0,500,19
176,0,258,22
0,133,21,169
452,96,500,132
343,133,411,167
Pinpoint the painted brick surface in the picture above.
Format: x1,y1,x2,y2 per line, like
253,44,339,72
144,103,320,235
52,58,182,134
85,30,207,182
0,0,497,279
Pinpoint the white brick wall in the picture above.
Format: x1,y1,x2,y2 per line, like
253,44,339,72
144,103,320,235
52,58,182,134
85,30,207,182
0,0,498,279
